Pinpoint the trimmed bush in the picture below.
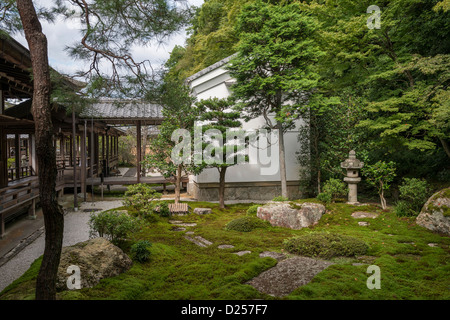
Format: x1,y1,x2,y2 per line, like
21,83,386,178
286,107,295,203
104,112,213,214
88,210,140,245
395,178,430,217
283,232,368,259
124,184,162,215
157,201,171,217
322,178,347,201
316,192,332,204
226,216,269,232
130,240,152,263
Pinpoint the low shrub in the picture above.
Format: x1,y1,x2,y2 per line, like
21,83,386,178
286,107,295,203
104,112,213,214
130,240,152,263
283,232,368,259
316,192,332,204
322,178,347,202
395,178,430,217
246,205,260,215
123,184,162,215
88,210,140,245
226,216,269,232
156,201,171,217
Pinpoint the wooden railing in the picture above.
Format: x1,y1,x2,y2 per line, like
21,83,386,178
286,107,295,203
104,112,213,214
7,166,34,182
0,177,39,215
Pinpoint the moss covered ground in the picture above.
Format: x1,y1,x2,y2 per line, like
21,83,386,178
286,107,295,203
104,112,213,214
1,199,449,300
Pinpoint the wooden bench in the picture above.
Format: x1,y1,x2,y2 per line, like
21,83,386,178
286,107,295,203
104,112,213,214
169,203,189,215
154,202,189,215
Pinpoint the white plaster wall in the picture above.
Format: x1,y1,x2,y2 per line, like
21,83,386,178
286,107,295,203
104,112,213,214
189,65,304,184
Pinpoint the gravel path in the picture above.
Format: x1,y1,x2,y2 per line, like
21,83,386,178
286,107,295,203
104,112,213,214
0,200,124,292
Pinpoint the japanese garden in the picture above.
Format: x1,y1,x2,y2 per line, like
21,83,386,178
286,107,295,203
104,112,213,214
0,0,449,304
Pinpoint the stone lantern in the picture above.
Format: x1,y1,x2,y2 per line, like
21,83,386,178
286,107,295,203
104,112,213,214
341,150,364,205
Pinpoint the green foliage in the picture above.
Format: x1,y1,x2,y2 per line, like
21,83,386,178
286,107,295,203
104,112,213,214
225,216,269,232
283,232,369,259
229,1,322,131
316,192,332,204
322,178,347,201
362,161,397,209
246,205,260,215
130,240,152,263
123,184,162,216
395,178,430,217
156,201,171,218
7,158,15,169
88,211,140,245
272,196,289,202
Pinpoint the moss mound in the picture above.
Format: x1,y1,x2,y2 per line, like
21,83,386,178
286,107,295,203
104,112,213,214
283,232,368,259
226,216,269,232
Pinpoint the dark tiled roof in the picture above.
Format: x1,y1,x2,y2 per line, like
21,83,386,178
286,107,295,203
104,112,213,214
80,100,163,120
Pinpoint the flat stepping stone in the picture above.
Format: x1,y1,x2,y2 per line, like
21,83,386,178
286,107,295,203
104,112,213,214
194,208,212,215
259,251,287,261
169,220,197,227
185,231,195,235
233,250,251,256
246,256,334,297
428,243,439,247
184,235,213,247
358,222,370,226
171,227,186,232
218,245,235,249
352,211,379,219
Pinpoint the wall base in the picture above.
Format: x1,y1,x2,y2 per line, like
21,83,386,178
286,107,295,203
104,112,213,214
188,180,303,202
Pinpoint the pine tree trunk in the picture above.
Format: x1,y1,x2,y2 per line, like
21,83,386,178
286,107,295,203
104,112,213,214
175,164,182,204
219,167,227,209
16,0,65,300
277,121,288,198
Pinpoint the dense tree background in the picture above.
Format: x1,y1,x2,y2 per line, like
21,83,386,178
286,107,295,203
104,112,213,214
167,0,450,198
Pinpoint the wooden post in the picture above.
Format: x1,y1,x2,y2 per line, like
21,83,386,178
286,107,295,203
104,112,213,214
106,133,109,177
137,121,141,184
72,109,78,210
81,120,87,201
28,198,36,219
0,126,7,188
14,134,20,180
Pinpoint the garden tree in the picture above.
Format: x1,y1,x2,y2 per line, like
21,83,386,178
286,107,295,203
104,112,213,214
228,1,322,198
143,79,201,204
1,0,191,300
297,91,370,195
302,0,450,160
166,0,253,81
362,160,397,210
195,97,245,209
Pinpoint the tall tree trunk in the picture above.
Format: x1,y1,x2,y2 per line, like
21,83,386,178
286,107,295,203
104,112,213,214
16,0,65,300
218,167,227,209
175,164,182,204
277,121,288,198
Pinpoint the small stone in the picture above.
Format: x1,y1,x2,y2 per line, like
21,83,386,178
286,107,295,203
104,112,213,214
351,211,379,219
194,208,212,215
259,251,286,261
185,231,195,235
358,222,370,226
428,243,439,247
233,250,251,256
218,245,235,249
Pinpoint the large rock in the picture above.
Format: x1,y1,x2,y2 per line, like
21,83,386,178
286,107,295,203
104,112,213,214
416,187,450,236
257,202,325,230
56,237,132,291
